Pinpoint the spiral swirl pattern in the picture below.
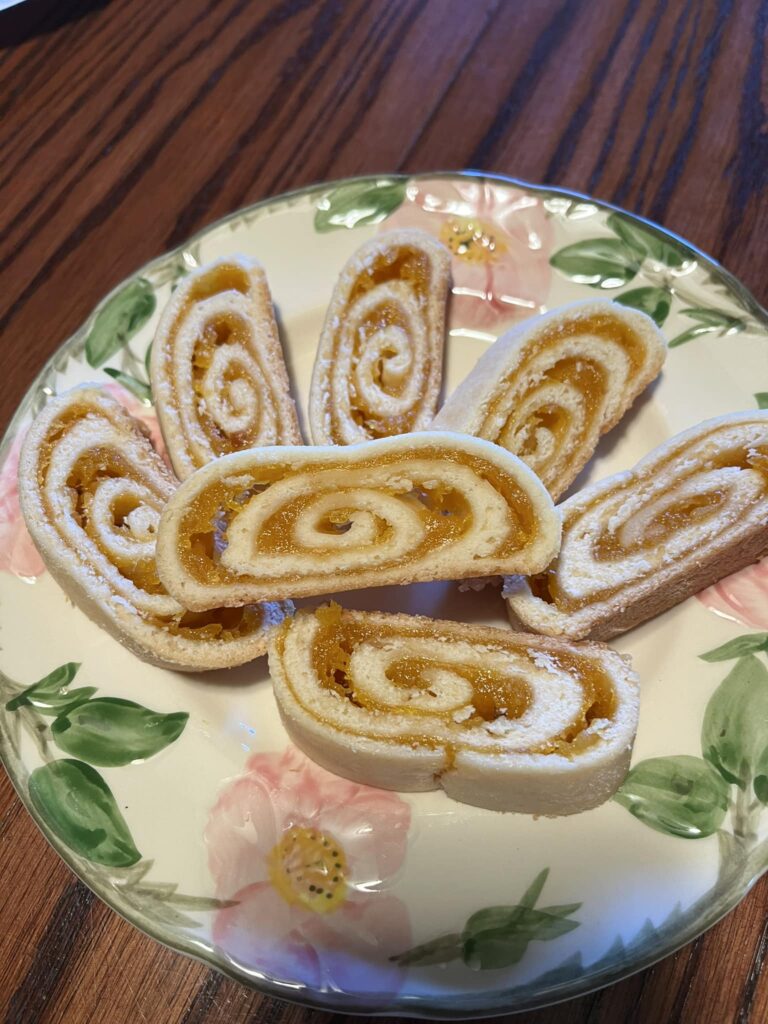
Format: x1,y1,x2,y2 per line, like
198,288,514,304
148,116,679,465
309,230,450,445
506,412,768,640
151,256,301,480
155,432,560,609
269,606,639,814
18,388,289,670
433,300,666,499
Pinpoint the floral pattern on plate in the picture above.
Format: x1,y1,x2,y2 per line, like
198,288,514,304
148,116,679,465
698,560,768,631
381,176,554,332
205,747,411,998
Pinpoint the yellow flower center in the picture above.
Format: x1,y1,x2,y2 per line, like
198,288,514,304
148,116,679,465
268,826,348,914
439,216,506,263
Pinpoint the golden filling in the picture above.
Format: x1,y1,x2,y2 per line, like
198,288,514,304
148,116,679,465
529,429,768,612
347,246,430,304
67,447,166,594
482,314,649,461
37,400,266,643
176,448,537,586
284,605,616,759
332,245,434,440
191,312,264,455
165,263,261,462
499,357,607,469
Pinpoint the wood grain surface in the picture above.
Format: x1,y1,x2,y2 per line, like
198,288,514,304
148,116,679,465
1,0,766,1021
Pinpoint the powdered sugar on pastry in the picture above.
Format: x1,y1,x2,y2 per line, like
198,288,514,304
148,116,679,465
269,605,639,814
155,431,561,608
432,299,666,499
506,411,768,640
18,386,290,670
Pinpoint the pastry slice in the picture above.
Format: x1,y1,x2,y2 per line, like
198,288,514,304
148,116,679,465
269,604,639,814
18,387,290,671
505,411,768,641
309,229,451,445
155,431,560,608
432,300,666,499
151,255,301,480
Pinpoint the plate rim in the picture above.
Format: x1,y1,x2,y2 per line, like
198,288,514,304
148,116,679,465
1,169,767,1019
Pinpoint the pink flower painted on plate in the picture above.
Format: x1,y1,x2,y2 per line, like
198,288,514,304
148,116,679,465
0,382,167,581
383,177,554,331
0,432,46,580
698,559,768,630
205,746,412,1000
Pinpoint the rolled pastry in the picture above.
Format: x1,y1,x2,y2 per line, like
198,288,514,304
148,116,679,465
151,255,301,480
309,229,450,445
505,412,768,641
155,431,560,608
18,387,289,671
432,300,666,499
269,604,639,814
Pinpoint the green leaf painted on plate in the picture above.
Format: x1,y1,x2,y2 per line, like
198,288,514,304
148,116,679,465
755,393,768,410
668,307,745,348
28,759,140,866
701,655,768,788
460,868,581,971
314,179,407,232
700,634,768,662
390,933,464,966
549,238,640,288
678,307,744,327
614,755,729,837
51,698,188,766
85,278,156,368
754,774,768,804
144,341,153,379
391,868,580,970
614,286,672,326
462,905,581,970
667,325,716,348
5,662,95,715
606,212,689,269
103,368,152,404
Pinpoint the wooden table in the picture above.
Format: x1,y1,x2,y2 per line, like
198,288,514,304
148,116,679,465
1,0,766,1021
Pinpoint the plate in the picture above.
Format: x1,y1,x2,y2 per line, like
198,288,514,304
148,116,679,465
1,173,767,1018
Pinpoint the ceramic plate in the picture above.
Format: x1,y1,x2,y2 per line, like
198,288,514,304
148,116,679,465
2,173,767,1018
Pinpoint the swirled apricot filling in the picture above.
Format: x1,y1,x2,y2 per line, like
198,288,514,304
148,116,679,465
498,357,607,460
347,246,430,305
176,447,538,587
332,245,434,440
190,311,264,455
36,403,268,643
65,447,166,593
481,314,647,446
164,262,262,458
159,604,267,641
281,605,617,759
527,429,768,612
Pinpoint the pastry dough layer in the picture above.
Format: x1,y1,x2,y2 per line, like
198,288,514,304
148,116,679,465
151,256,301,479
432,300,666,498
155,431,560,608
269,605,639,814
309,229,450,444
506,411,768,640
18,387,289,670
